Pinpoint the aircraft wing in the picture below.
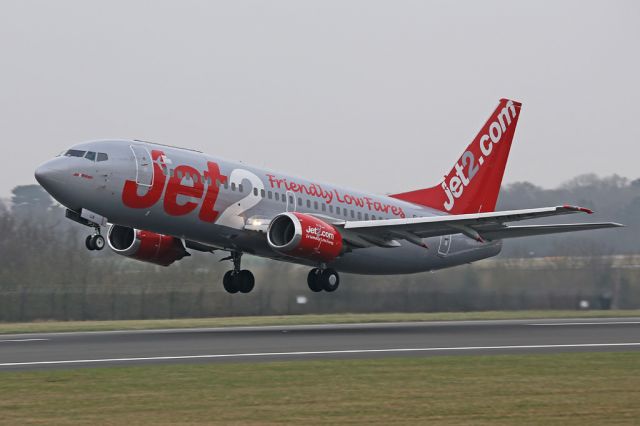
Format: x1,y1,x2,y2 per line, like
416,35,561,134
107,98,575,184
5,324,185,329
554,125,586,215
337,205,623,248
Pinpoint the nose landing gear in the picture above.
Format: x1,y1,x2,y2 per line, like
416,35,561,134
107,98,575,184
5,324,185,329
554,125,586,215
307,267,340,292
221,251,255,294
85,228,105,251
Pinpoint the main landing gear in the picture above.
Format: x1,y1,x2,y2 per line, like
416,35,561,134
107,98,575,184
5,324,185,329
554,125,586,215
85,227,105,251
307,268,340,293
221,251,255,294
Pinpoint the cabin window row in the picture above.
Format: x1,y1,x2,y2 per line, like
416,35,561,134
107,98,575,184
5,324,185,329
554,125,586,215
158,169,385,221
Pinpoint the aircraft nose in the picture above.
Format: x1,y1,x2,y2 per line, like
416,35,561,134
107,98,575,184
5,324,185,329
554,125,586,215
34,161,59,190
34,158,71,198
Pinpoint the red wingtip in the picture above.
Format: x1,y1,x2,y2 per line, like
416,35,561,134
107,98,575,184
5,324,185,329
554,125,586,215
563,204,594,214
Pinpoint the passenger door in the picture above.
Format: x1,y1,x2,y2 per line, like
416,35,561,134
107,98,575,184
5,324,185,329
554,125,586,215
130,145,154,187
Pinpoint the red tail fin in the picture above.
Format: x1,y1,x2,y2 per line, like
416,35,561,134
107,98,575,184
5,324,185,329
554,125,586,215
391,98,522,214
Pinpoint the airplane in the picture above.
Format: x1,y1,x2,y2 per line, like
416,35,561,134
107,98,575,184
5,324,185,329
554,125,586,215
34,98,622,294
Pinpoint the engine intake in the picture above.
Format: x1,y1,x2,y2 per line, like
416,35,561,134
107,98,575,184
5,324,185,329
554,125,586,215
107,225,189,266
267,212,343,262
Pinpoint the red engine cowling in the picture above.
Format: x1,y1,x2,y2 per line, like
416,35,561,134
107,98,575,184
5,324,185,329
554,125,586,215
267,212,343,262
107,225,189,266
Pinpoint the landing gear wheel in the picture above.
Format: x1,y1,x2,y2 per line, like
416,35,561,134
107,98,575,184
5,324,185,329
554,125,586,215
85,235,96,251
320,268,340,292
221,252,256,294
91,234,105,251
307,269,323,292
223,271,238,294
237,270,255,293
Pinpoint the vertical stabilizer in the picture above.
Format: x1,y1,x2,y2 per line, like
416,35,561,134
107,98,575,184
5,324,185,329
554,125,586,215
391,98,522,214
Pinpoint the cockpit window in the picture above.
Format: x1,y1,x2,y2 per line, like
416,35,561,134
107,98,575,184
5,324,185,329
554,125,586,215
97,153,108,162
85,151,96,161
64,149,86,157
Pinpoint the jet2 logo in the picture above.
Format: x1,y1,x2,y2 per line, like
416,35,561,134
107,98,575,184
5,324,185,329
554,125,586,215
122,150,228,223
305,225,336,242
442,100,518,211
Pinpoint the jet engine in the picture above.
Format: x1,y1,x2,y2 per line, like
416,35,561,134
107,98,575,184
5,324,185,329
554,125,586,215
267,212,343,262
107,225,189,266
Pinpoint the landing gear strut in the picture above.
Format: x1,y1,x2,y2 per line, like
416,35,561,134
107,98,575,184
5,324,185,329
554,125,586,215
307,267,340,292
222,251,255,294
85,226,105,251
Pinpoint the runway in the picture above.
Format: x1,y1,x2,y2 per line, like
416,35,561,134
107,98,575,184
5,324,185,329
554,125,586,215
1,317,640,371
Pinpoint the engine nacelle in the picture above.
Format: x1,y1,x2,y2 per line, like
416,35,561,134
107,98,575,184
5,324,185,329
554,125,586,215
267,212,343,262
107,225,189,267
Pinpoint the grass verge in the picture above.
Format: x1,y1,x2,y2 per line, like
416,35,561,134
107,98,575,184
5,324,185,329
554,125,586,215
0,352,639,425
0,310,639,334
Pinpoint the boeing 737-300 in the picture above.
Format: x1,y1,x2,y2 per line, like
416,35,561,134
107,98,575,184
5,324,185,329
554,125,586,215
34,99,622,294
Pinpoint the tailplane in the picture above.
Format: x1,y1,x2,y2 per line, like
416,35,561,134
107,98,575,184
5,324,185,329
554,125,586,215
391,98,522,214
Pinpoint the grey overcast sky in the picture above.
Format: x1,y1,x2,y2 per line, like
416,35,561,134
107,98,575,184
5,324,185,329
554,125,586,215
1,0,638,197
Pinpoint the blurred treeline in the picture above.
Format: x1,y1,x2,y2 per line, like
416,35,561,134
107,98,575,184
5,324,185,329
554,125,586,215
1,174,639,322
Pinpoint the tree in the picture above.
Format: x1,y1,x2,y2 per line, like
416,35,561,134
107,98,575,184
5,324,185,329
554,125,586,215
11,185,56,221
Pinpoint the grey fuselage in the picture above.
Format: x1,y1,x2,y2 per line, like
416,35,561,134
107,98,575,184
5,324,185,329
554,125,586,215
35,140,501,274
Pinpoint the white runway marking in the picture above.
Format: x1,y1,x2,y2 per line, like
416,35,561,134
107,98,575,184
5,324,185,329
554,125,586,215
529,321,640,326
0,339,48,343
1,342,639,367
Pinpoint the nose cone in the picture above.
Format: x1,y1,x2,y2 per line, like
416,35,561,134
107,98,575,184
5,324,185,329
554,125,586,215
34,158,77,208
35,160,62,192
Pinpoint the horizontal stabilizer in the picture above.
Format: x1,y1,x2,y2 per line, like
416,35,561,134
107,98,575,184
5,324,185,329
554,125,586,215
478,223,624,241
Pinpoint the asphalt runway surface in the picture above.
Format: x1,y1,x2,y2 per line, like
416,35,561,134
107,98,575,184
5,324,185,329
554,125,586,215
1,317,640,371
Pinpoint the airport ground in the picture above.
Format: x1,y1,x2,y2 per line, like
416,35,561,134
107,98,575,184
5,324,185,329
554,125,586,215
0,352,638,425
1,311,640,424
0,309,639,334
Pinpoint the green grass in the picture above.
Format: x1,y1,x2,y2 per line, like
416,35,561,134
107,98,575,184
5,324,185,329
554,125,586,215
1,352,639,425
1,310,639,334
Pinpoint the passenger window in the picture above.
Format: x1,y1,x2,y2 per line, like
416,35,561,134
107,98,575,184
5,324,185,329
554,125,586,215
351,210,355,218
329,205,334,213
224,181,228,189
306,200,311,208
268,191,272,199
282,195,286,203
275,193,280,201
298,197,302,206
238,183,243,192
231,182,236,191
371,215,376,220
261,189,266,198
314,201,318,210
84,151,96,161
364,213,369,220
96,153,108,162
357,212,362,220
64,149,86,157
253,188,258,196
336,206,341,214
289,195,294,204
321,204,326,212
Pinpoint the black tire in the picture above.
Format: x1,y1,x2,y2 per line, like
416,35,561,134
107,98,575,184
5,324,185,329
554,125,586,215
223,271,238,294
91,235,106,251
85,235,96,251
320,268,340,292
237,270,255,293
307,269,323,292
